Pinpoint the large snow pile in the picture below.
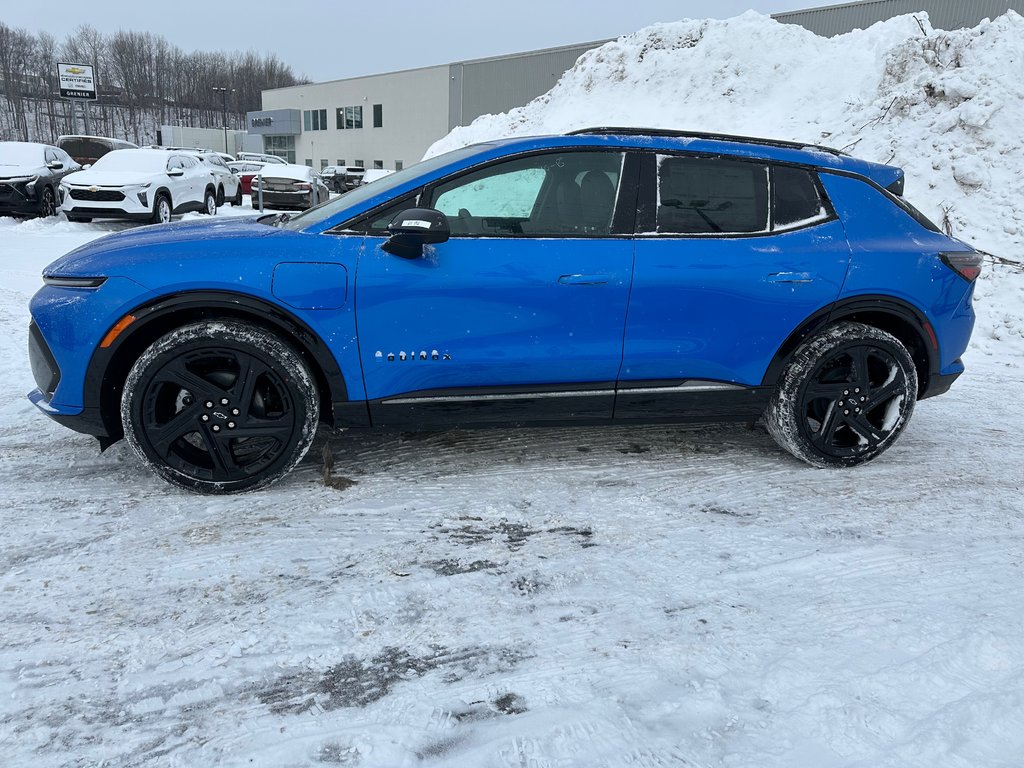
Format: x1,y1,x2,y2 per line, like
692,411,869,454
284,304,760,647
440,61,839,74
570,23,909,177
429,11,1024,358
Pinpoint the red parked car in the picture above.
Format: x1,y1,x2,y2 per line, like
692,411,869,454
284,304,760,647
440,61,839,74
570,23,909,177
227,160,264,195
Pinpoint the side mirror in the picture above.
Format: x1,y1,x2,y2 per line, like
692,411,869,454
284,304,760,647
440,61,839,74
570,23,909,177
167,168,184,177
47,161,64,170
383,208,450,258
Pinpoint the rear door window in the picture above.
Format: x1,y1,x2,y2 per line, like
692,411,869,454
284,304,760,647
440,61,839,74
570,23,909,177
655,155,769,235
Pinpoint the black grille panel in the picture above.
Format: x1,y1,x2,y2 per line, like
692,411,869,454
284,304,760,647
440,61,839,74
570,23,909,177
70,188,126,202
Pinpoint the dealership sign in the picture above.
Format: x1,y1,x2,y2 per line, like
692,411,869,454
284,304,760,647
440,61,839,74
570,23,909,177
57,63,97,100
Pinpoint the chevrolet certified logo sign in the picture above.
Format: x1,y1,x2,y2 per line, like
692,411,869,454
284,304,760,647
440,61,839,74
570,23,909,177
66,67,86,75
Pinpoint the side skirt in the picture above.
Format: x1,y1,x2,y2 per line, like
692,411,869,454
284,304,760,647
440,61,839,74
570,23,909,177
361,380,772,430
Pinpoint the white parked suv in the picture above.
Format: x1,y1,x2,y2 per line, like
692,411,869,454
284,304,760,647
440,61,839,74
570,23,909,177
60,148,218,224
189,151,243,206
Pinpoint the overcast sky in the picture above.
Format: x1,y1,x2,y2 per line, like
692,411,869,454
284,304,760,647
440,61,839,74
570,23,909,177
5,1,810,82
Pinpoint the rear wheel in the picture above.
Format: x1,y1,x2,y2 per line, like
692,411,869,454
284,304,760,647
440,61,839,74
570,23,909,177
764,322,917,467
121,321,320,494
202,188,217,215
231,186,243,206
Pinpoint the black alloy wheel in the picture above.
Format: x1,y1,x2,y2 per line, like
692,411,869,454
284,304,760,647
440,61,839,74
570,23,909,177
121,321,319,493
765,322,917,467
40,187,57,217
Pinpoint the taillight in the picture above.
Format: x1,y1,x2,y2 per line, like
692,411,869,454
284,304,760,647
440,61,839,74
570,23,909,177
294,182,311,190
940,251,983,282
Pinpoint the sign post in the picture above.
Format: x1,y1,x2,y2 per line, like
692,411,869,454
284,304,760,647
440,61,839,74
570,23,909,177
57,63,98,135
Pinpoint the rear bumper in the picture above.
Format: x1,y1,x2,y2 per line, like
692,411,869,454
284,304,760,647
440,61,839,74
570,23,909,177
258,190,312,209
920,359,964,400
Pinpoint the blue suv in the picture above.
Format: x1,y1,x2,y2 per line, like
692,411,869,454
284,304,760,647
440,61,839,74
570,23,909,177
28,129,981,493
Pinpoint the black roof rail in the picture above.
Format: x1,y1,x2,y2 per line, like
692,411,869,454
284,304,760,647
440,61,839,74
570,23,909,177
566,127,846,156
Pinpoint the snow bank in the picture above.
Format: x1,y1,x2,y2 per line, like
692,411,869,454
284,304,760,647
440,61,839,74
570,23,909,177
427,11,1024,358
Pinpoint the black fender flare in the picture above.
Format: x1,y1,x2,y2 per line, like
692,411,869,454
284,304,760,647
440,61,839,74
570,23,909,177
83,289,365,443
761,294,939,394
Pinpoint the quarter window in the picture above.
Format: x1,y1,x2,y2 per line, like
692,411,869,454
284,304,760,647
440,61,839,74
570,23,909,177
656,156,769,235
772,166,827,229
429,152,624,237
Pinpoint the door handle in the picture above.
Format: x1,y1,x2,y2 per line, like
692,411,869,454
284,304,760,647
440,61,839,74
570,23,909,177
558,274,609,285
767,272,814,284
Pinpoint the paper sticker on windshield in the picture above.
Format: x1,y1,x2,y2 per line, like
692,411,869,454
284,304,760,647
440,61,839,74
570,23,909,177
401,219,432,229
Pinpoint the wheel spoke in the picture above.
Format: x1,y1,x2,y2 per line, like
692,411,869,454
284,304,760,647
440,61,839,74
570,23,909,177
804,381,850,401
865,377,904,411
156,358,221,402
230,352,269,409
229,417,294,442
810,402,844,447
847,414,885,445
199,428,242,478
850,346,871,389
146,409,199,457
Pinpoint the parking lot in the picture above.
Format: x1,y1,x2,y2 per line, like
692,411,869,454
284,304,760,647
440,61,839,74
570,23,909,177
2,212,1023,766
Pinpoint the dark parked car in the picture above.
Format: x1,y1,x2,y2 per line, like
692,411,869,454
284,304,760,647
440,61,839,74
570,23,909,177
250,163,329,210
29,128,980,493
56,135,138,166
0,141,80,218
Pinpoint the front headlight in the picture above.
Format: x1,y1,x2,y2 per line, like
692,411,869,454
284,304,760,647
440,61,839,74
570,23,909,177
25,176,39,195
42,276,108,288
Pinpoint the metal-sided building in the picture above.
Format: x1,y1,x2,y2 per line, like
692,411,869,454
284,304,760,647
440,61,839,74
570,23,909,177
248,41,603,171
772,0,1019,37
247,0,1020,169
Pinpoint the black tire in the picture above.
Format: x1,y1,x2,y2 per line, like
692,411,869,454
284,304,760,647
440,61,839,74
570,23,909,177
231,186,243,206
764,322,917,468
202,187,217,215
216,186,225,206
120,321,320,494
40,186,57,217
151,194,171,224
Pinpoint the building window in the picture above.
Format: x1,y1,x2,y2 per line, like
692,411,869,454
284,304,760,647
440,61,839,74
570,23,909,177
373,160,384,170
264,135,296,164
395,161,403,171
337,159,345,166
373,104,383,128
354,160,364,168
320,159,328,170
305,159,313,167
303,109,328,131
336,106,363,129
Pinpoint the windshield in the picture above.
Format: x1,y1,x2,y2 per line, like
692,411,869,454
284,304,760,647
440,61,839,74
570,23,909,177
282,145,490,231
0,143,44,168
92,150,166,173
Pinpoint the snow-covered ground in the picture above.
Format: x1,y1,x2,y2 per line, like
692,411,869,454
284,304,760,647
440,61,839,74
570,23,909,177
3,12,1024,768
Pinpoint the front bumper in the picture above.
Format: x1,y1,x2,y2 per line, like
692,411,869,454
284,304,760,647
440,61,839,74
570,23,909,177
61,186,152,220
28,276,155,437
0,183,39,215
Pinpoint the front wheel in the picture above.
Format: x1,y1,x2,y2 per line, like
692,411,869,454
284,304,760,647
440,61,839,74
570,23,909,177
121,321,320,493
40,187,57,217
151,194,171,224
764,322,917,468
